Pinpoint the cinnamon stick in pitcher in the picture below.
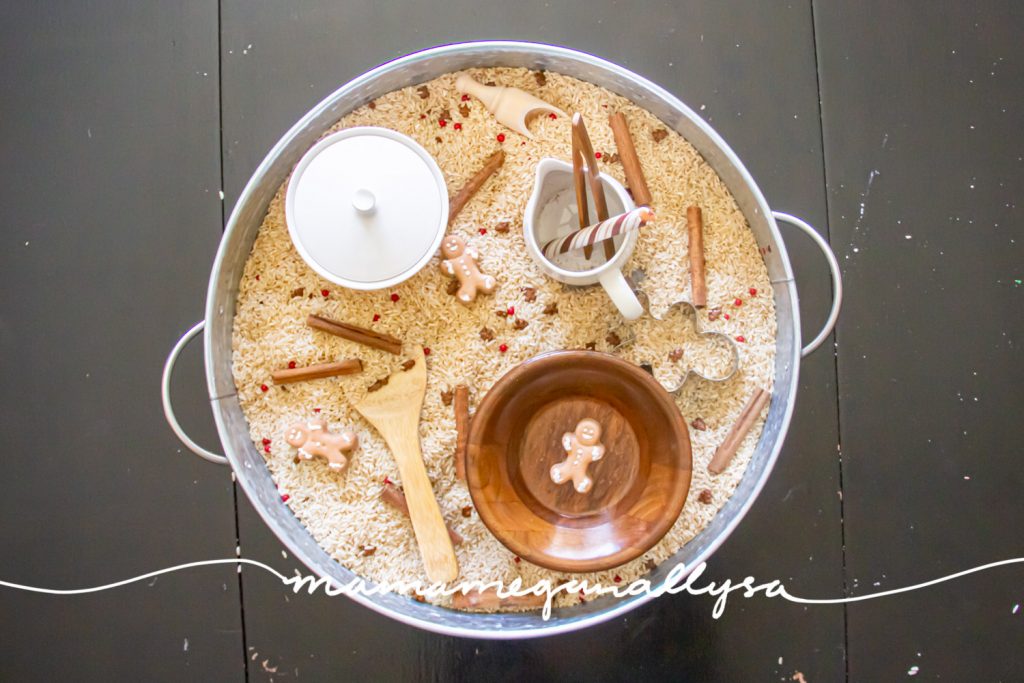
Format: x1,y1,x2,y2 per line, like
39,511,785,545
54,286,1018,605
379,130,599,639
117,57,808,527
381,482,464,546
271,359,363,385
454,384,470,481
708,388,771,474
306,314,403,355
608,112,653,207
687,206,708,308
448,150,505,225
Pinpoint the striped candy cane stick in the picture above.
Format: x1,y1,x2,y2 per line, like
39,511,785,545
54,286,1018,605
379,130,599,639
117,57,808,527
541,207,655,259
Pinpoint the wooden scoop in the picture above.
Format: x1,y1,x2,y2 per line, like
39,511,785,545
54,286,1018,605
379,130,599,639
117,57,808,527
353,346,459,583
456,74,566,140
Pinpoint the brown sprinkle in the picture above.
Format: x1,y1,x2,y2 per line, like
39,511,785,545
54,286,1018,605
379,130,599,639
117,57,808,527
669,348,684,362
461,505,473,518
543,301,558,315
359,544,377,556
367,377,389,393
446,279,460,296
435,136,442,143
485,80,496,87
522,287,537,302
440,389,454,406
585,342,597,351
412,592,427,603
401,359,416,371
416,85,429,99
604,152,620,164
367,100,376,110
652,128,669,143
534,71,547,86
708,307,723,321
644,558,658,572
458,102,470,118
698,489,713,504
513,318,529,331
691,417,707,431
495,308,508,318
606,331,622,346
439,108,452,121
479,327,495,341
292,455,301,464
495,221,510,233
290,287,305,298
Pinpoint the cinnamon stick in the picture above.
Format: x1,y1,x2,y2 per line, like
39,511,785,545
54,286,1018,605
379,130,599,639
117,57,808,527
271,359,363,385
454,385,470,481
687,206,708,308
451,587,545,610
608,112,652,207
448,150,505,225
306,314,403,355
381,482,463,546
708,388,771,474
572,114,615,261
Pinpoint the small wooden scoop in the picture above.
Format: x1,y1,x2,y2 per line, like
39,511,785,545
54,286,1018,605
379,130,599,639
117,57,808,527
354,347,459,583
456,74,566,140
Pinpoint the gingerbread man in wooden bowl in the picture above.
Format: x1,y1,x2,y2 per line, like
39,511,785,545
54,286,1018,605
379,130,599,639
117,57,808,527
440,234,496,305
284,419,359,471
550,418,606,494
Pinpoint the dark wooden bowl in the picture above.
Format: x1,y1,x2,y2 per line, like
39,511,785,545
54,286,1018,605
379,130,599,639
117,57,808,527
466,350,692,573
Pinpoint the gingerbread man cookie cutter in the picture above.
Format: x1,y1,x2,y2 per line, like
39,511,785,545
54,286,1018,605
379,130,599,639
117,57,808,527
609,270,740,394
284,419,359,471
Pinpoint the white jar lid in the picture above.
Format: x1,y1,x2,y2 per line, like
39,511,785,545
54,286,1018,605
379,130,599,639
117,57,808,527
285,127,449,290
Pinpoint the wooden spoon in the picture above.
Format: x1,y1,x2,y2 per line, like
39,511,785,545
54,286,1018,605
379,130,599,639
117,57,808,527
354,346,459,583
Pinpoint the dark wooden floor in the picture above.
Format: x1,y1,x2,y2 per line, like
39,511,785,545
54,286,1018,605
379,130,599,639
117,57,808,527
1,1,1020,680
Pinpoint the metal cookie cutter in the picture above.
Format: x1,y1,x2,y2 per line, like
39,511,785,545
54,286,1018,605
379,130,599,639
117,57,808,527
611,270,740,393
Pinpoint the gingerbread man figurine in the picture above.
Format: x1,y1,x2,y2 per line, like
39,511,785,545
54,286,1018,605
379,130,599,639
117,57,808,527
284,419,359,471
440,234,496,305
550,418,606,494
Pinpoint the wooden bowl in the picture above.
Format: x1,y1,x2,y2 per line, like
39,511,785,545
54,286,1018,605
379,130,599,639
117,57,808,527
466,350,692,573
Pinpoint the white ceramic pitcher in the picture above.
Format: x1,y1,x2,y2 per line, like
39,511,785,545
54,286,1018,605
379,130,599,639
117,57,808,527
523,157,644,320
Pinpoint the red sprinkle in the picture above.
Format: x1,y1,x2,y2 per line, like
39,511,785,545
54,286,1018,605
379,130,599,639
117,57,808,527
372,313,381,322
506,306,515,316
423,347,431,356
733,298,743,306
321,289,330,298
264,445,271,453
513,556,521,564
549,112,557,119
461,94,470,101
390,293,400,302
453,122,462,130
736,335,746,343
255,274,260,281
499,344,508,353
613,575,622,583
313,408,321,413
383,476,393,486
749,287,758,296
262,438,271,446
419,113,426,119
260,384,269,392
595,152,602,159
496,133,505,142
724,313,731,320
281,494,290,503
439,119,447,127
287,360,297,369
479,228,487,235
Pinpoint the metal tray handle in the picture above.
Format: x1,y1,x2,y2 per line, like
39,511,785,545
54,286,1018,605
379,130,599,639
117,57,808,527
773,212,843,357
161,320,229,465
